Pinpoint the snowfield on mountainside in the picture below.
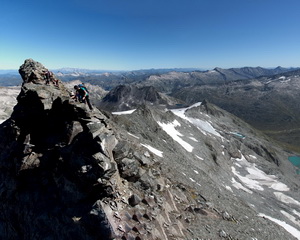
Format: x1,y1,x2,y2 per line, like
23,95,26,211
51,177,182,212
110,102,300,239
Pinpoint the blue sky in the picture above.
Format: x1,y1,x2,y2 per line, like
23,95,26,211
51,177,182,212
1,0,300,70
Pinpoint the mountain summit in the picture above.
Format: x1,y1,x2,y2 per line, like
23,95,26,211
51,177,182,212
0,59,299,239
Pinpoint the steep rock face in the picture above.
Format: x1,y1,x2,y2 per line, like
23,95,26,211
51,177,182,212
0,60,121,239
19,59,59,85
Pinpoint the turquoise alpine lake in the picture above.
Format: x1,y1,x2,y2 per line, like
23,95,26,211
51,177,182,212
288,156,300,174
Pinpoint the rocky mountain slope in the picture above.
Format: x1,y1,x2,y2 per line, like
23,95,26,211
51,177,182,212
0,59,299,239
0,86,19,124
133,67,296,93
171,71,300,152
97,85,185,112
93,67,300,152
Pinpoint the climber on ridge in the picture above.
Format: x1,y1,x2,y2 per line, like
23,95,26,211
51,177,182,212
73,84,93,110
43,70,59,87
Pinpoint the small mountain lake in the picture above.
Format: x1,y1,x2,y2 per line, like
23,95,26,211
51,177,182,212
288,156,300,174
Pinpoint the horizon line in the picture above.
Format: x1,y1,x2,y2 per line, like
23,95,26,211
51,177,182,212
0,65,299,72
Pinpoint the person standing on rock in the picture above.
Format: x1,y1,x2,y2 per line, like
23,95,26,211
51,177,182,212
74,85,93,110
43,70,59,87
43,70,51,85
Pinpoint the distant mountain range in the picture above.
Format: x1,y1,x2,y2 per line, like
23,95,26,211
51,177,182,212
1,66,298,87
53,66,300,92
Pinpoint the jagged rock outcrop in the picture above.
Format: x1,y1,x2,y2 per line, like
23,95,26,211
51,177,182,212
0,59,299,240
19,59,59,86
0,59,121,239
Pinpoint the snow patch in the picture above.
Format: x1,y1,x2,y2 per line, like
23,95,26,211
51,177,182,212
293,210,300,218
231,177,253,194
112,109,136,115
157,120,193,152
258,213,300,239
232,166,264,191
274,192,300,207
234,162,242,168
189,137,198,142
280,79,291,83
141,143,163,157
189,177,196,182
199,129,207,135
225,185,233,192
281,210,300,229
189,118,221,137
127,132,139,139
171,103,222,138
232,154,290,192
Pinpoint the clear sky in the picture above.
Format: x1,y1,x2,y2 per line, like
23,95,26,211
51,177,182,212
1,0,300,70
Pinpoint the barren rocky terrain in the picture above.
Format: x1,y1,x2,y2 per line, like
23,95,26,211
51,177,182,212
0,59,299,239
0,86,19,124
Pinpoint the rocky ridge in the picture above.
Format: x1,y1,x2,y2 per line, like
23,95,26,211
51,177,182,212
98,84,185,112
132,67,297,94
0,59,299,239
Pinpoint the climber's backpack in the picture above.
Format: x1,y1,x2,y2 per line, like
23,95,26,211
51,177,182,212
78,84,89,94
